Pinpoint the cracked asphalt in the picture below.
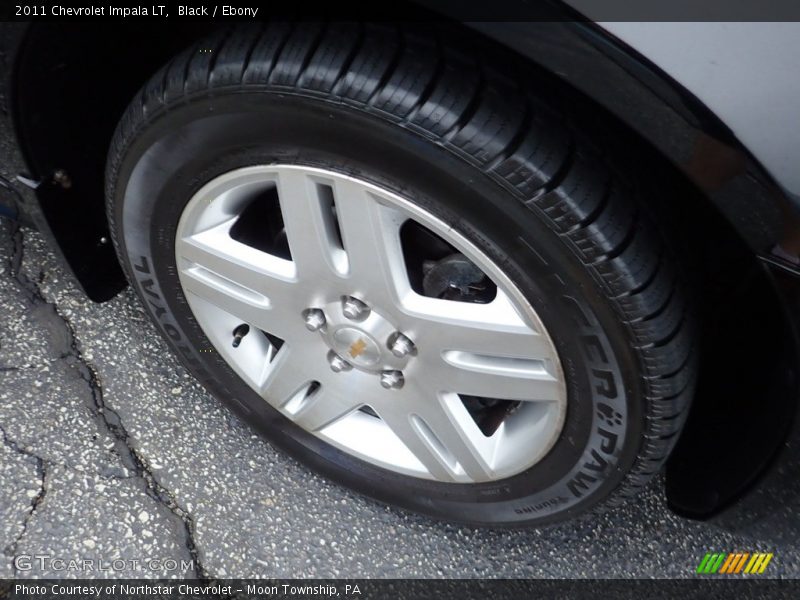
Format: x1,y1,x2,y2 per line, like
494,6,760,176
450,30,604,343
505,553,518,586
0,218,798,580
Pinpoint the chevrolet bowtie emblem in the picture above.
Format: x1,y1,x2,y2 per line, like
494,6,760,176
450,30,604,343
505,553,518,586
349,338,368,359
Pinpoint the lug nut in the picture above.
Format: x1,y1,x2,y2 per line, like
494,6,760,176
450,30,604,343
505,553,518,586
342,296,370,320
380,370,404,390
390,333,415,358
329,353,352,373
304,309,326,332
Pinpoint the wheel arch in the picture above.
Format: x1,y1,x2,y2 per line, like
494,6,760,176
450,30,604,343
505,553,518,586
10,21,216,301
467,19,799,520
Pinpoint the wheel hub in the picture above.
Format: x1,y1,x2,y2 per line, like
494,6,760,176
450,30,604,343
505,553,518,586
317,297,413,375
175,164,567,483
332,327,381,367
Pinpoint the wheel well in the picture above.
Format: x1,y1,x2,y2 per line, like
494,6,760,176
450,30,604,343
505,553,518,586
11,19,798,515
547,52,798,517
620,124,799,518
13,22,215,300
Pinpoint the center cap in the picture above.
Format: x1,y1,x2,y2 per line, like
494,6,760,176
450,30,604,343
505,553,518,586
332,327,381,367
317,298,413,373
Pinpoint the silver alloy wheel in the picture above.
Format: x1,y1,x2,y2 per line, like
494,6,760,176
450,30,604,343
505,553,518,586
175,165,567,483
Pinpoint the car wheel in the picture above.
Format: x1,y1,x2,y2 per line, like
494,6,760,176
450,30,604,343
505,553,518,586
106,23,696,526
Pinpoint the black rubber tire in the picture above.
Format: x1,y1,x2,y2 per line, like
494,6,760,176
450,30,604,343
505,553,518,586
106,23,696,526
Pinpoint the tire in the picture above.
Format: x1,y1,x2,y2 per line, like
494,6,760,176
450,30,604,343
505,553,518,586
106,23,696,526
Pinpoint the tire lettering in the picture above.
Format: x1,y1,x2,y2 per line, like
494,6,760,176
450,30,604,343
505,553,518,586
131,254,252,415
599,428,618,455
592,368,618,399
582,334,608,363
147,300,167,319
564,301,626,499
164,323,182,342
584,449,608,472
140,278,160,300
513,496,567,515
567,471,598,497
133,255,151,274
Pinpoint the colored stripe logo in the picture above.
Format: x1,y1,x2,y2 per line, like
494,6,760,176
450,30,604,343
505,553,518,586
697,552,773,574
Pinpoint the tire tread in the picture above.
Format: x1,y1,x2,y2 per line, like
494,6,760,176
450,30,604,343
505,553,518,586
106,23,697,524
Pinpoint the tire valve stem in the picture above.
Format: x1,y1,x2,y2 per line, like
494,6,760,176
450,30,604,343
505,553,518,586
232,324,250,348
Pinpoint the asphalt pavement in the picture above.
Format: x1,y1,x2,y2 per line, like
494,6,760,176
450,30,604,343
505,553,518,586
0,218,798,579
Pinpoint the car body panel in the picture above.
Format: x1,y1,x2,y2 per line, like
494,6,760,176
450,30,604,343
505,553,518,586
597,21,800,204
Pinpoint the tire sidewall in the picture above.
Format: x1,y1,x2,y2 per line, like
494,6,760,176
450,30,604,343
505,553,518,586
109,91,644,526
